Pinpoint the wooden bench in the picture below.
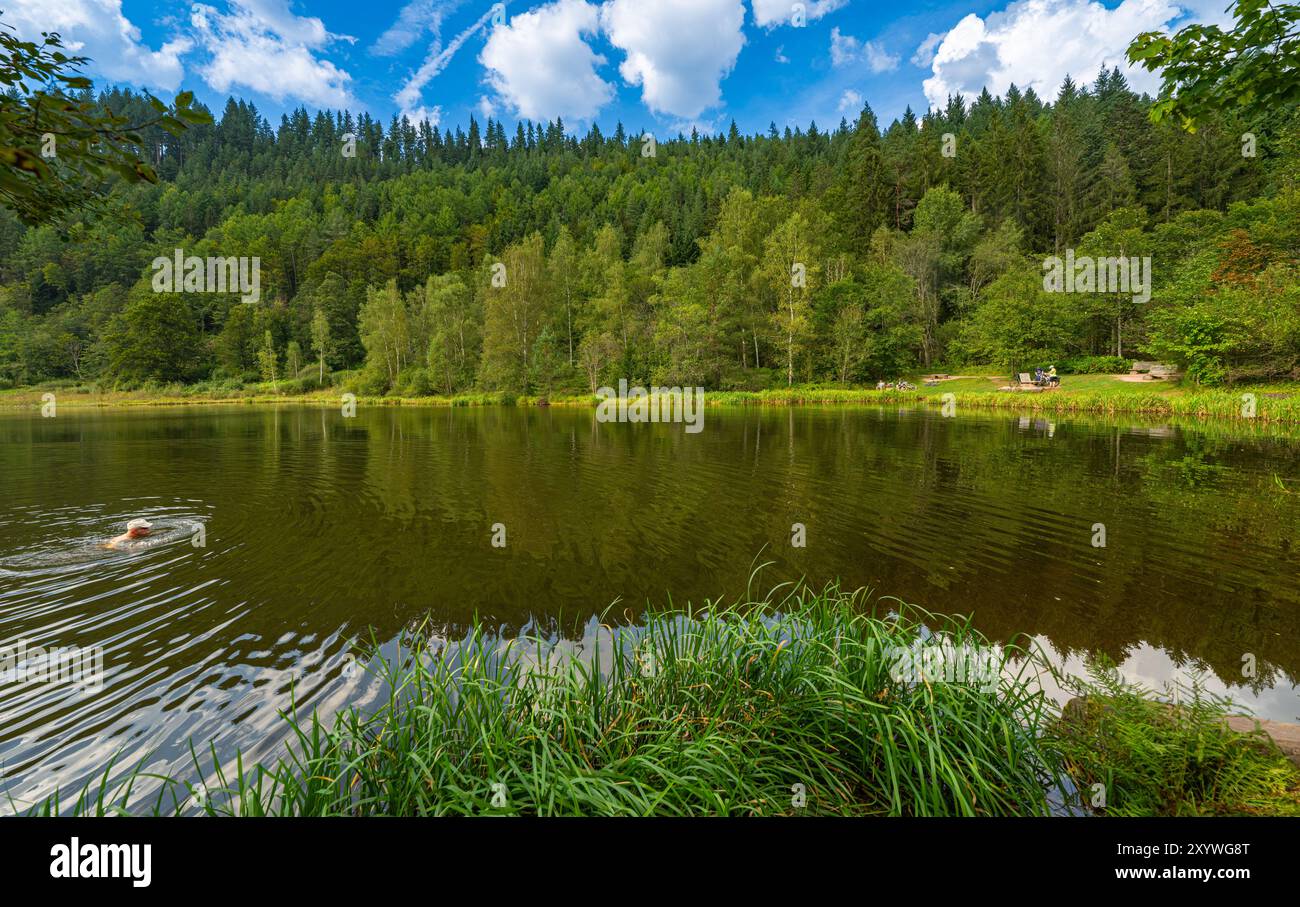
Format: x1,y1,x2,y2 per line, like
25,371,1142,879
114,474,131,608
1017,372,1056,391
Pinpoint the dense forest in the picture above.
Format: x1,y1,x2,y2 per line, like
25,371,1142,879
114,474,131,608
1,68,1298,395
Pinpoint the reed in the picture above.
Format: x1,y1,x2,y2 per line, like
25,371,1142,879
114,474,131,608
15,585,1298,817
20,585,1059,817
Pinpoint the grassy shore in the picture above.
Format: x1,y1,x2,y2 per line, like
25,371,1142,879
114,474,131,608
705,374,1300,423
22,585,1300,817
3,373,1299,423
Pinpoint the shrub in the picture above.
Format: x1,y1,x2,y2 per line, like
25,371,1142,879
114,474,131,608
276,378,313,396
1059,356,1131,374
394,367,433,397
1047,662,1300,816
349,366,389,397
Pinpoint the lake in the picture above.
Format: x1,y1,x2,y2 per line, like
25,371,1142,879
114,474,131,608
1,403,1298,808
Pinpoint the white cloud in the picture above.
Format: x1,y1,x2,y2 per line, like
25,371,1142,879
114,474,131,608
231,0,342,46
837,89,863,114
190,1,354,108
911,32,943,68
601,0,746,120
864,41,900,73
1178,0,1237,28
830,26,860,67
402,106,442,126
831,26,898,73
919,0,1211,109
480,0,613,122
751,0,848,28
3,0,190,91
775,44,790,64
395,5,498,123
373,0,466,57
665,114,728,138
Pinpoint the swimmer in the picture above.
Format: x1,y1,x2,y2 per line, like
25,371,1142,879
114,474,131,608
104,518,153,550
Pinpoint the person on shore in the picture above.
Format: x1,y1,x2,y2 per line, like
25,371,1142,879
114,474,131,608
1048,365,1058,386
104,518,152,550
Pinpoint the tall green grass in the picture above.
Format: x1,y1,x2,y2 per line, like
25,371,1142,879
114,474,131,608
936,388,1300,423
704,385,1300,423
1047,663,1300,816
14,586,1299,817
6,377,1298,424
22,585,1060,817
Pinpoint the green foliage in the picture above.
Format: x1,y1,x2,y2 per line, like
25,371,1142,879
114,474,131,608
763,206,819,385
1059,355,1131,374
256,329,278,386
0,17,210,224
1049,663,1300,816
285,340,302,378
1129,0,1300,130
954,268,1083,371
215,302,257,376
1150,305,1235,384
0,18,1295,393
349,364,389,397
309,304,331,383
26,585,1061,817
27,584,1299,818
359,281,402,387
103,291,201,382
1146,205,1300,383
394,365,433,397
481,233,551,394
419,273,477,394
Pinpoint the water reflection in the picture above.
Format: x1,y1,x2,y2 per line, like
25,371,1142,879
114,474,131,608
0,403,1297,808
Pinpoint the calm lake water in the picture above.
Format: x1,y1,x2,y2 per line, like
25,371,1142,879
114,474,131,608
1,403,1298,807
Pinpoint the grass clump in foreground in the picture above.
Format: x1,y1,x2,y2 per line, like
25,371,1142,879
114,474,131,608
1048,665,1300,817
22,585,1300,817
36,585,1059,817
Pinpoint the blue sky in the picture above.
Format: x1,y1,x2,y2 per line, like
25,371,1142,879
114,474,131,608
12,1,1229,135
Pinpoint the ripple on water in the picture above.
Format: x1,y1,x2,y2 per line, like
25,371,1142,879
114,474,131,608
1,404,1298,811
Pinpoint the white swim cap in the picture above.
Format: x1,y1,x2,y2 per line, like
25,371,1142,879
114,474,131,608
127,518,153,531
